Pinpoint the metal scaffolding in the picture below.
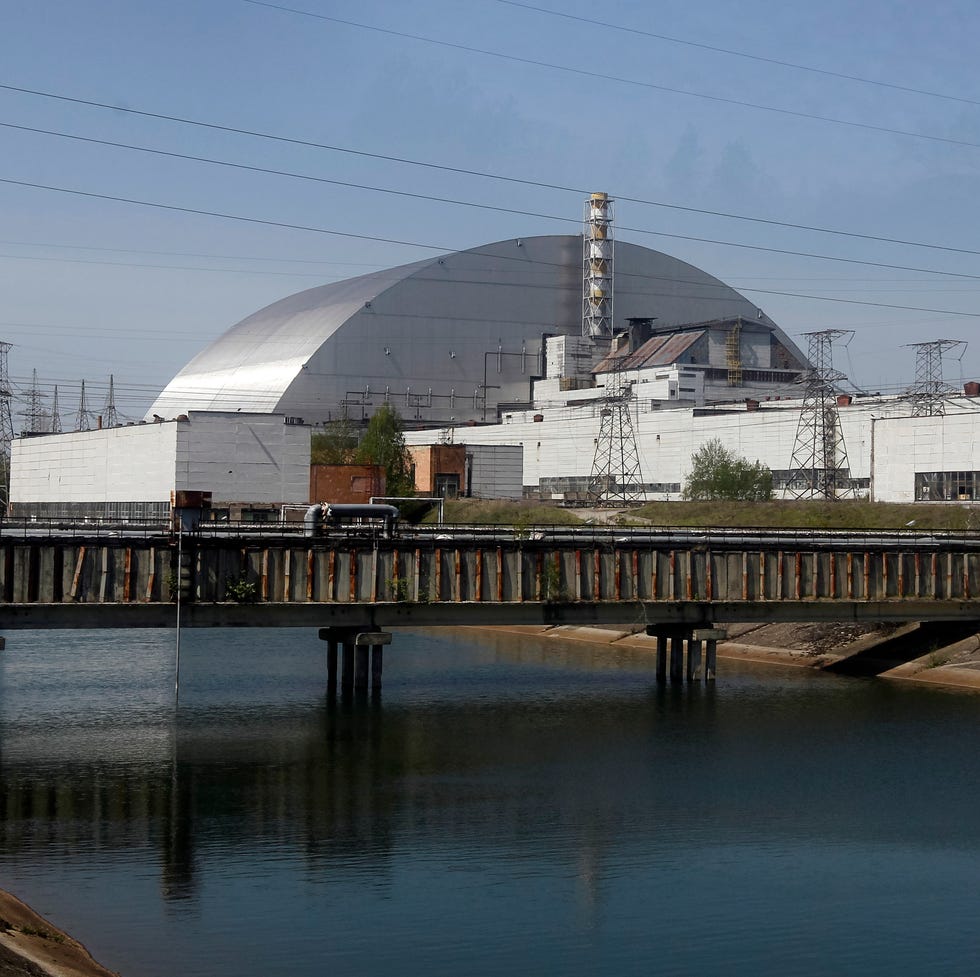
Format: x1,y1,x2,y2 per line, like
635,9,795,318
905,339,966,417
787,329,854,500
582,192,614,338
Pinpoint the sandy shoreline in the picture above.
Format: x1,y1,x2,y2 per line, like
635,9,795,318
0,890,118,977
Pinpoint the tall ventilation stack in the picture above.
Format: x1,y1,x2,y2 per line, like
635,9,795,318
583,192,614,339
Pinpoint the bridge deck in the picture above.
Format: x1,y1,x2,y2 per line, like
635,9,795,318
2,533,980,628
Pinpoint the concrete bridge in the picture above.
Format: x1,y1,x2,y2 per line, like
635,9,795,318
3,525,980,685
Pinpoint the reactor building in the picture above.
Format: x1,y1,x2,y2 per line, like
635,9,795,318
147,195,809,427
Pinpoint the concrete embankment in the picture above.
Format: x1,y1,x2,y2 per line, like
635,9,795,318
491,620,980,692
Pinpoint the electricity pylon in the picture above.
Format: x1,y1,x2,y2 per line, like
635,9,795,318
905,339,966,417
787,330,854,500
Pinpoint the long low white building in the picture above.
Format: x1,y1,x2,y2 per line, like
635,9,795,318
10,412,311,520
410,392,980,504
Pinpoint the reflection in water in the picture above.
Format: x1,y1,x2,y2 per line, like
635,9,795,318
0,628,978,977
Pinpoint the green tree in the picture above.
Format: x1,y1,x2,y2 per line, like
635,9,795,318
311,418,359,465
356,404,415,497
683,438,773,501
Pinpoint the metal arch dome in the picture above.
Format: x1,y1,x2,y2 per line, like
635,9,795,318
146,234,803,425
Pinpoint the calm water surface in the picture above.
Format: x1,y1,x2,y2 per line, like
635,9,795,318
1,627,978,976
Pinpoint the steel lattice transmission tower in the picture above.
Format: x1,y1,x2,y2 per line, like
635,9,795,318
905,339,966,416
104,374,119,428
75,379,91,432
49,384,63,434
787,329,854,500
0,342,14,512
22,368,46,434
589,350,645,506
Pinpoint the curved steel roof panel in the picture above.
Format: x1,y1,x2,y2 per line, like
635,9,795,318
148,235,805,424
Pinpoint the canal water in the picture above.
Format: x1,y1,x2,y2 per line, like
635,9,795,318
1,627,978,977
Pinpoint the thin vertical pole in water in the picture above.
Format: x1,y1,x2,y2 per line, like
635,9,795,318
175,526,182,706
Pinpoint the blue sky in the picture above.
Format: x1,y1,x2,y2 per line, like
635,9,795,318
2,0,979,422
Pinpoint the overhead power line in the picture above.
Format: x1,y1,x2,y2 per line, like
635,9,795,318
5,173,980,289
2,84,978,258
492,0,980,109
6,118,980,263
239,0,980,153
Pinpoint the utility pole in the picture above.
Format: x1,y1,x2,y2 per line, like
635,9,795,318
787,329,854,501
905,339,966,417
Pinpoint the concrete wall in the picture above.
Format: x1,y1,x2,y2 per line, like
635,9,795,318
174,413,310,504
11,424,178,505
10,412,312,514
873,411,980,503
467,445,523,500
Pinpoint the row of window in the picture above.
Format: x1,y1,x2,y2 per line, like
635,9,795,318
915,471,980,501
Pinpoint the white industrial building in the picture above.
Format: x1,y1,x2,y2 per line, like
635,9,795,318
409,392,980,504
9,412,310,521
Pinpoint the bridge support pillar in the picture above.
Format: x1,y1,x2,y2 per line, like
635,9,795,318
342,640,356,690
687,638,702,682
705,640,717,681
669,636,684,682
326,638,338,689
355,646,370,690
319,628,390,694
655,633,667,682
692,629,726,682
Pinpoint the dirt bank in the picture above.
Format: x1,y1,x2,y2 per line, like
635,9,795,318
0,891,118,977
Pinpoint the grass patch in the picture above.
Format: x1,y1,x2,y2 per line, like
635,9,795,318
425,499,585,526
633,500,978,531
20,925,64,943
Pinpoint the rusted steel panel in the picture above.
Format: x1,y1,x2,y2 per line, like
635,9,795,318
348,549,357,603
946,552,953,600
496,547,503,602
669,551,676,601
475,548,483,602
614,549,622,600
434,548,442,602
306,549,315,602
742,552,749,601
631,550,639,600
454,549,462,602
651,550,659,600
144,547,156,602
846,553,854,599
283,549,292,603
829,552,837,599
594,549,601,601
575,550,583,601
123,548,132,603
705,550,713,601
